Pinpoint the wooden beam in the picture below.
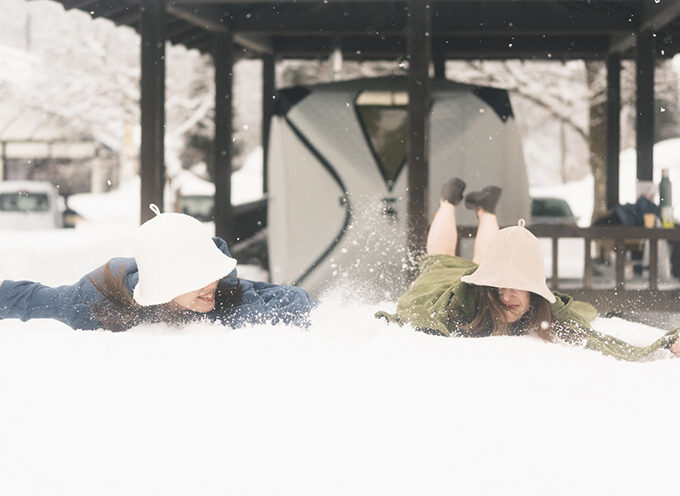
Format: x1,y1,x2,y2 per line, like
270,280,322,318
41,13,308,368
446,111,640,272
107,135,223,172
434,34,612,59
82,3,136,19
606,53,621,209
171,0,382,3
168,0,630,5
139,0,166,224
214,1,636,35
166,3,228,33
234,34,274,55
171,29,213,47
60,0,100,10
166,21,201,38
191,37,218,54
636,30,655,182
609,32,636,54
166,3,273,53
60,0,141,26
610,0,680,53
271,34,611,60
433,2,636,36
169,0,392,4
641,0,680,32
406,0,431,264
108,9,142,27
213,32,235,242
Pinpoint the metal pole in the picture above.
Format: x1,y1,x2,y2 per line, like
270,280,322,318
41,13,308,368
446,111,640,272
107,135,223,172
406,0,432,266
606,53,621,209
139,0,166,223
213,32,234,243
636,31,655,183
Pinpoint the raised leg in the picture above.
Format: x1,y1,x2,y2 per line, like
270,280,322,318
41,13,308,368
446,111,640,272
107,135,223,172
472,209,499,264
426,200,458,256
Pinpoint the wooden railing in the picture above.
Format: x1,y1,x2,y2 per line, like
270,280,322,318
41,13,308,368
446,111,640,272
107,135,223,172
457,225,680,315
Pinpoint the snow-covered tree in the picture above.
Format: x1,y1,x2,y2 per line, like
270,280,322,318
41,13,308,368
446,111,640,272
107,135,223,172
2,0,216,183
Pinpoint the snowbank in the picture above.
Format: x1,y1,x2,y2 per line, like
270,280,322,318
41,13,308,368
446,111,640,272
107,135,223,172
1,301,679,495
2,146,680,495
2,210,680,495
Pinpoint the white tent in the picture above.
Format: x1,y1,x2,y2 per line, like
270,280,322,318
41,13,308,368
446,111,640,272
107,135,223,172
268,77,529,300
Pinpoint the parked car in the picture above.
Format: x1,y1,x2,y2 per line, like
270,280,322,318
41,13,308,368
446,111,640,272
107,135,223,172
178,194,214,223
530,197,577,226
0,180,64,230
178,193,268,242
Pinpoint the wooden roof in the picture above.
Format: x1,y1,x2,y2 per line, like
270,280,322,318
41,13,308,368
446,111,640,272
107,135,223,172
52,0,680,60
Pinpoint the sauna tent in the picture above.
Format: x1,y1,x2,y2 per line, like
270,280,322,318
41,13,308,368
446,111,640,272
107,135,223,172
267,77,530,300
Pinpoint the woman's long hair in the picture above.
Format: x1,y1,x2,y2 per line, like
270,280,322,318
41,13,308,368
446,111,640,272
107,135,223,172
88,262,243,332
459,286,553,341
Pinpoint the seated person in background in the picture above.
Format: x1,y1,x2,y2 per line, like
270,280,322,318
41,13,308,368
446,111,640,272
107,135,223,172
0,205,314,331
377,178,680,361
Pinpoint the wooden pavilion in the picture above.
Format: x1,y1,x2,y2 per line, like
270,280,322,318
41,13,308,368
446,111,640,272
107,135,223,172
46,0,680,313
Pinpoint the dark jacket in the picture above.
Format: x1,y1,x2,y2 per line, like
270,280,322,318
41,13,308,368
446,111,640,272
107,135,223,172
0,237,315,330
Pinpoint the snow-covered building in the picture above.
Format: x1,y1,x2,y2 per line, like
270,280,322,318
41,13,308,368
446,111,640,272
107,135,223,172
0,0,129,195
0,98,118,195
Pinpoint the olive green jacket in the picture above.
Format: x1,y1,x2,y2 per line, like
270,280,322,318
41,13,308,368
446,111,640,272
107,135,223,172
375,255,680,362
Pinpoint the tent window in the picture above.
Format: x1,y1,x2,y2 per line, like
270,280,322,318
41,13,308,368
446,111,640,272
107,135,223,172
355,91,409,189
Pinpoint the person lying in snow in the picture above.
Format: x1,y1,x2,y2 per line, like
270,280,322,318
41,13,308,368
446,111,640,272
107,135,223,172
0,206,314,331
376,178,680,361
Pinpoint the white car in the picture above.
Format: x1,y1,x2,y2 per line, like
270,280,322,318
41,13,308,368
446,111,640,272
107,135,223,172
0,180,64,230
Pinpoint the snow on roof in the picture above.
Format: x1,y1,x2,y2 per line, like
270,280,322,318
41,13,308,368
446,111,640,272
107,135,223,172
0,96,107,159
174,169,215,196
0,98,91,143
0,44,36,84
0,179,58,194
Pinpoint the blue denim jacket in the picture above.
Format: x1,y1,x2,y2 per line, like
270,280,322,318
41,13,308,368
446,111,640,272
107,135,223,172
0,237,315,330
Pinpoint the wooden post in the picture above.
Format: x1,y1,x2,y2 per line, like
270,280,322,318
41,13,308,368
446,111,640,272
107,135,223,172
584,238,593,289
213,32,234,243
406,0,431,265
1,141,6,180
606,53,621,209
649,238,658,290
140,0,166,223
615,240,626,291
551,237,559,290
433,52,445,79
262,53,275,195
636,31,655,183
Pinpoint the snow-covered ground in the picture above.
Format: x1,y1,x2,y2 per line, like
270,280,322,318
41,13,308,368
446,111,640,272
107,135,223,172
2,159,680,495
1,308,679,496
